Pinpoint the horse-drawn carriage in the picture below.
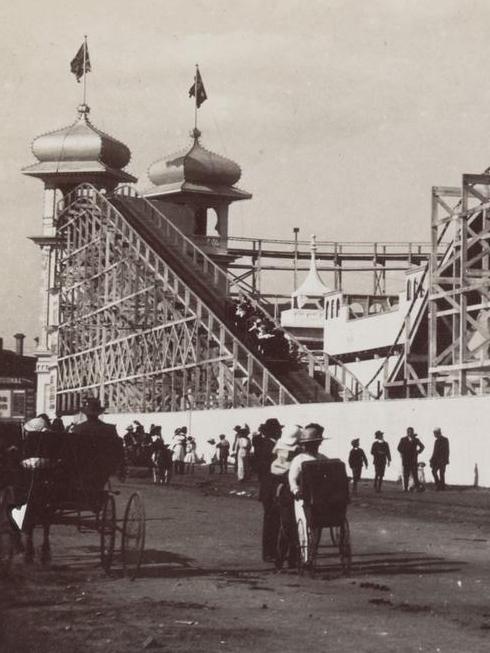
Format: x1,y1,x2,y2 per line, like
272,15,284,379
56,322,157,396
0,420,145,579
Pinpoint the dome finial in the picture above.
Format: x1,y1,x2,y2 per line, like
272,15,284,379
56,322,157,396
191,127,201,142
77,103,90,115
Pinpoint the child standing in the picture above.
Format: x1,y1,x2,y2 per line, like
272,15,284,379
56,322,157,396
348,438,368,496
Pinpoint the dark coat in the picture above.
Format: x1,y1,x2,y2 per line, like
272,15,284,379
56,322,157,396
430,435,449,466
68,419,124,482
348,448,368,470
397,435,424,464
371,440,391,465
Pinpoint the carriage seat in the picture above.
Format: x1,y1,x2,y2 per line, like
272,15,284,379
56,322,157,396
300,459,350,529
62,422,124,497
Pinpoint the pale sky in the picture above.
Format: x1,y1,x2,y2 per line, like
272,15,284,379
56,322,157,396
1,0,490,352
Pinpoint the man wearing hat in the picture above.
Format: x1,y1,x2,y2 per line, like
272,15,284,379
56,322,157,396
348,438,368,496
288,423,327,499
371,431,391,493
397,427,425,492
271,424,302,568
429,428,449,490
70,397,125,484
256,417,283,562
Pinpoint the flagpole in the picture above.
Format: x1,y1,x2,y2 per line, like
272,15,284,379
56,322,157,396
194,64,198,135
82,35,88,106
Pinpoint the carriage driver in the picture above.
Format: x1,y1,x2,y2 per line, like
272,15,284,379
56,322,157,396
70,397,126,483
288,423,327,499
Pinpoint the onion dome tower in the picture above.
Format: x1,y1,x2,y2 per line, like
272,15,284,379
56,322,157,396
145,127,251,244
22,103,136,194
22,100,136,416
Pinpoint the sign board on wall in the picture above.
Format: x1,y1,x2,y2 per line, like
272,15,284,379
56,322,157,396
0,390,12,417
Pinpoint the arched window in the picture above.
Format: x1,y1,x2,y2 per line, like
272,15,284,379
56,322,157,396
336,298,340,317
331,301,335,318
325,301,329,320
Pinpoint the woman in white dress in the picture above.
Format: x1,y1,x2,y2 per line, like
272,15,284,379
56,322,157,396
171,428,186,475
184,436,198,474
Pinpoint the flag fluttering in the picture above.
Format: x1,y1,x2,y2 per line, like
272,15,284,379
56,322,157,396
189,67,207,108
70,41,91,83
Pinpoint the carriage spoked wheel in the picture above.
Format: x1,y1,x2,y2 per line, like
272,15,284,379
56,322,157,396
99,494,116,573
0,487,15,573
339,518,352,576
121,492,145,580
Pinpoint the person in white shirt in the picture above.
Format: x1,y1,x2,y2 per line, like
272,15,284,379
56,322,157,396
288,423,327,499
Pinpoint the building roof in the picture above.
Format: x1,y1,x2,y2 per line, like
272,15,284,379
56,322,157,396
22,104,136,185
293,235,331,306
145,130,251,202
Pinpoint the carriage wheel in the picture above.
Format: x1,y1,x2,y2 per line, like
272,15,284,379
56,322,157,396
339,519,352,575
330,526,340,546
0,487,15,573
121,492,145,580
100,494,116,573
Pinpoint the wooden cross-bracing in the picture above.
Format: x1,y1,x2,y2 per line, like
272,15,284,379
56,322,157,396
428,175,490,397
55,185,297,413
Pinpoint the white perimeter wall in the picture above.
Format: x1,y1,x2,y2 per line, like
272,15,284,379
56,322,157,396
104,394,490,487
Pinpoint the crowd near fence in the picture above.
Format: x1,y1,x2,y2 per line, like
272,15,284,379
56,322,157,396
97,393,489,487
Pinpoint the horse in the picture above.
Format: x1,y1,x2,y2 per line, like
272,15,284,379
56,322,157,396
150,441,172,485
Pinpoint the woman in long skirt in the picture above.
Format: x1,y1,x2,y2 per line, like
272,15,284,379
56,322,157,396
184,436,198,474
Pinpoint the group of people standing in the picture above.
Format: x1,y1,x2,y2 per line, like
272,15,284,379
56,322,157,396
254,418,327,568
347,427,450,494
170,427,198,476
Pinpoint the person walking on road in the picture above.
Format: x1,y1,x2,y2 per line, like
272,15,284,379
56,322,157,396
430,427,449,490
397,427,425,491
371,430,391,493
216,434,231,474
348,438,368,495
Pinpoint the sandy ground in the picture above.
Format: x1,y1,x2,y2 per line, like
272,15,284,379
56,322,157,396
1,469,489,653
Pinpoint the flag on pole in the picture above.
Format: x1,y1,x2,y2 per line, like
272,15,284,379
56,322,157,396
70,41,91,83
189,67,207,108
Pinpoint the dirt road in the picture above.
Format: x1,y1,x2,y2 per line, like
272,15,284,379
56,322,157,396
1,472,489,653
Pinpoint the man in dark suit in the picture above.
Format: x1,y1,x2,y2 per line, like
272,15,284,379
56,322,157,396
256,418,283,563
397,427,424,492
69,398,125,487
429,428,449,490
